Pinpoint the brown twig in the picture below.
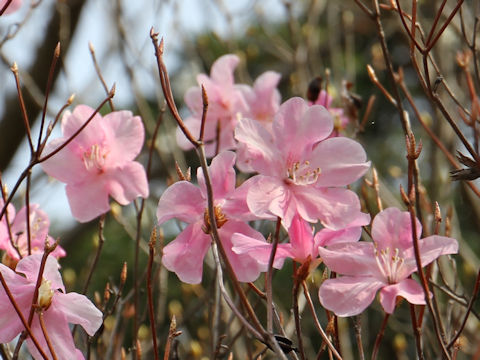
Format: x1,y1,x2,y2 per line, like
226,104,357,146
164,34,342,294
147,228,159,360
371,313,389,360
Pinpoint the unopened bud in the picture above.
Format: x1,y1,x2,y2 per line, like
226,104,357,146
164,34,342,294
38,280,54,309
104,282,111,303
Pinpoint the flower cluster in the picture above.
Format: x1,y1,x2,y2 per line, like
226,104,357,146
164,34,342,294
0,52,461,359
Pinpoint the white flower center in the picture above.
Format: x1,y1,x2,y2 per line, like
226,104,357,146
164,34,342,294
83,144,108,172
374,245,405,284
286,161,321,185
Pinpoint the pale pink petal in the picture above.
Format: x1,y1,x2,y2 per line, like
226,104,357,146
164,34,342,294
54,292,103,335
0,264,32,342
315,212,370,247
106,162,149,204
231,232,290,269
246,176,293,223
221,178,259,221
294,187,361,230
61,105,104,146
372,207,422,251
319,276,384,317
210,54,239,84
103,111,145,163
311,137,370,186
401,235,459,278
274,99,333,158
156,181,204,224
41,139,88,184
197,151,236,200
16,254,64,291
28,309,77,360
66,181,110,222
379,279,426,314
235,118,280,176
219,221,268,282
318,242,380,277
162,222,211,284
240,71,281,122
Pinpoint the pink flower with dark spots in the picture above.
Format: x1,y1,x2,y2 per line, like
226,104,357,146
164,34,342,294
235,96,370,228
41,105,149,222
0,202,66,266
318,207,458,317
0,254,102,359
157,151,267,284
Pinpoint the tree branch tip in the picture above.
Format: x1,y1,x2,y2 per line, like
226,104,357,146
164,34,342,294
67,94,75,105
10,62,18,72
54,42,61,57
109,84,116,97
88,41,95,53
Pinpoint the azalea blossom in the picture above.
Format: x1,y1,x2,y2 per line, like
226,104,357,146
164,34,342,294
0,253,103,359
0,0,22,14
232,212,369,272
41,105,149,222
235,96,370,228
0,202,66,266
176,54,248,156
318,207,459,317
157,151,267,284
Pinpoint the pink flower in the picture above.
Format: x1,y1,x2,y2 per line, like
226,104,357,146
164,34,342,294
157,151,267,284
0,253,103,359
0,202,66,265
176,54,248,156
235,96,370,228
318,207,459,317
0,0,22,14
232,212,369,271
41,105,149,222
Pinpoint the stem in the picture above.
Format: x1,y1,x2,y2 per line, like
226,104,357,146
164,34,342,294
146,228,159,360
266,217,281,333
371,313,389,360
38,312,58,360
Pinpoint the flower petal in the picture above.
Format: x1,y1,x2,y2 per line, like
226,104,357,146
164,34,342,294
162,222,211,284
379,278,426,314
209,54,239,84
156,181,204,224
319,276,384,317
402,235,459,278
106,162,149,204
311,137,370,186
197,151,236,200
16,254,64,292
318,242,379,277
41,138,88,184
66,181,110,223
371,207,422,251
219,221,270,282
61,105,104,146
54,292,103,335
103,111,145,163
27,309,77,360
235,118,280,176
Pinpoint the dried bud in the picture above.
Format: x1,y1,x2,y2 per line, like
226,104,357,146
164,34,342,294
104,282,111,304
